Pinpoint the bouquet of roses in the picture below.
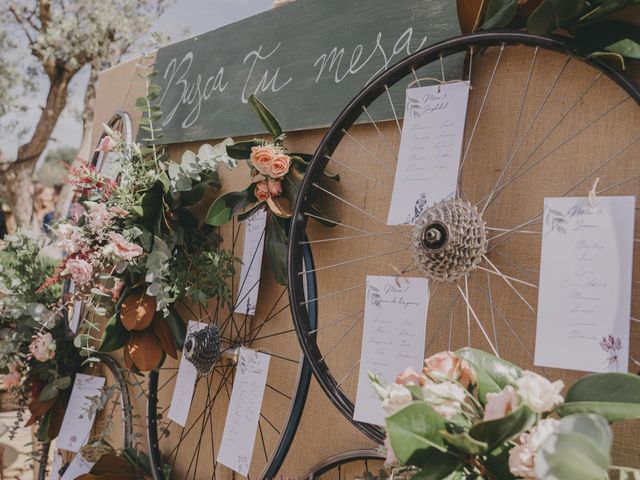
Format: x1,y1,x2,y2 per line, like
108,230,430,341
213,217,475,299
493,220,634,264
372,348,640,480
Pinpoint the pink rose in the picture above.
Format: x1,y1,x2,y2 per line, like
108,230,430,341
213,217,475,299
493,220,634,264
86,202,112,229
29,333,56,362
395,366,425,386
254,181,271,202
250,146,277,175
268,153,291,178
2,362,22,388
484,385,519,421
424,351,476,388
66,258,93,285
109,206,130,217
105,232,143,261
96,135,118,152
56,223,82,254
110,280,125,302
267,178,282,196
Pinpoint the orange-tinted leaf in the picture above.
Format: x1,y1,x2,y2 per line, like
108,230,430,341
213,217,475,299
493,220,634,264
123,344,134,369
47,397,65,439
89,454,137,475
120,288,157,331
127,329,163,371
266,196,293,218
27,394,56,419
152,314,178,360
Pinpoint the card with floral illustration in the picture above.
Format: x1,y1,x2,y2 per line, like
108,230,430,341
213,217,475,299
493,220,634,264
57,374,105,452
535,196,635,373
353,275,429,425
387,82,469,225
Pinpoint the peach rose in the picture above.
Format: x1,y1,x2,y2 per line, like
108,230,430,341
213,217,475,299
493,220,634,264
29,333,56,362
250,146,277,175
66,258,93,285
105,232,143,261
2,362,22,388
424,351,476,388
395,366,425,386
267,178,282,196
268,153,291,178
255,181,271,201
484,385,519,421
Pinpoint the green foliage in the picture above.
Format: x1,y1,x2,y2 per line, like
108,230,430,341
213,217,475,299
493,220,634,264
248,95,283,139
455,347,522,403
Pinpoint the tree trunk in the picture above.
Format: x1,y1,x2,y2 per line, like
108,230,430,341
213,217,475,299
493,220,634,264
2,67,74,227
55,64,99,221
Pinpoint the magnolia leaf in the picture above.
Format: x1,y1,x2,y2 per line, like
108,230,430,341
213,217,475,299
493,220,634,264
577,0,640,25
38,383,61,402
226,139,265,160
484,444,517,480
481,0,518,29
99,313,131,352
265,215,289,285
404,449,461,480
238,202,266,222
206,185,256,226
440,430,488,455
455,347,522,403
469,405,537,451
248,95,283,138
575,20,640,60
557,373,640,421
120,289,157,331
47,397,65,440
266,196,293,218
127,329,164,371
164,308,186,350
527,0,589,33
153,314,178,360
385,401,448,465
555,414,612,452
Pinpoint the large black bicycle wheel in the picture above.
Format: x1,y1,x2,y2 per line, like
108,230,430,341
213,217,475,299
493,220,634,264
288,31,640,446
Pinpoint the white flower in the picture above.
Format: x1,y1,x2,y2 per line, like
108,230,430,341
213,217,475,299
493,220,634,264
509,418,559,479
421,380,467,419
381,383,413,415
29,332,56,362
515,371,564,413
86,202,112,230
484,385,520,421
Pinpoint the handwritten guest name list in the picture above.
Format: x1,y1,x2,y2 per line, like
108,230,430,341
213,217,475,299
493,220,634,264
387,82,470,225
57,374,106,452
168,321,206,426
60,454,95,480
535,196,635,373
217,348,270,476
353,276,429,425
235,209,267,316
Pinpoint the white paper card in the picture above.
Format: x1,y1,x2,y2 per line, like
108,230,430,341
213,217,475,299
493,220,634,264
234,209,267,315
353,276,429,425
67,281,83,334
60,454,95,479
535,196,635,373
57,374,105,452
387,82,470,225
50,448,63,480
168,321,207,426
217,348,270,476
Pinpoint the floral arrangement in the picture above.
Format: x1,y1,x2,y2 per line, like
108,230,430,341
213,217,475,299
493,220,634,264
373,348,640,480
206,95,339,285
0,232,81,443
46,74,238,371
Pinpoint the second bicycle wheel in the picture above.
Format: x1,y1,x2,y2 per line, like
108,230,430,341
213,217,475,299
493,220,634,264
288,29,640,466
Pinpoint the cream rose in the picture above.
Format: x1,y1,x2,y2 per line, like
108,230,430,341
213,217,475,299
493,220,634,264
268,153,291,178
29,333,56,362
515,371,564,413
484,385,519,421
66,258,93,285
105,232,143,261
508,418,559,479
250,146,277,175
395,366,425,386
424,351,476,388
381,383,413,415
421,380,467,419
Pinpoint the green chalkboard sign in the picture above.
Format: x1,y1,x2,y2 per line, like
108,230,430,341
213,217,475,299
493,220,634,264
153,0,461,144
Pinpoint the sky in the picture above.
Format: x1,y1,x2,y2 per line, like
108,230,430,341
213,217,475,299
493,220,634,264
3,0,274,160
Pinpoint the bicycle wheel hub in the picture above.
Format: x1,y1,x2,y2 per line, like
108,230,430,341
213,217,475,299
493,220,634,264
411,198,487,282
184,323,222,375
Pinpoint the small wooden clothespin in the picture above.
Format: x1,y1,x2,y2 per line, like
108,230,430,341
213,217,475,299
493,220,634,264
588,177,600,209
389,264,410,288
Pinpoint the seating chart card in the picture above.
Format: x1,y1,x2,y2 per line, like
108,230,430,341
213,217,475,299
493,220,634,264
168,321,206,426
57,374,105,452
50,448,63,480
217,348,270,476
234,209,267,316
387,82,470,225
67,281,83,334
535,196,635,373
353,275,429,425
60,454,95,479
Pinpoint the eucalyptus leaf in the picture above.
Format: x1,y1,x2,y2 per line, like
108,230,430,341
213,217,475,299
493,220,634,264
455,347,522,403
481,0,518,29
248,95,283,138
